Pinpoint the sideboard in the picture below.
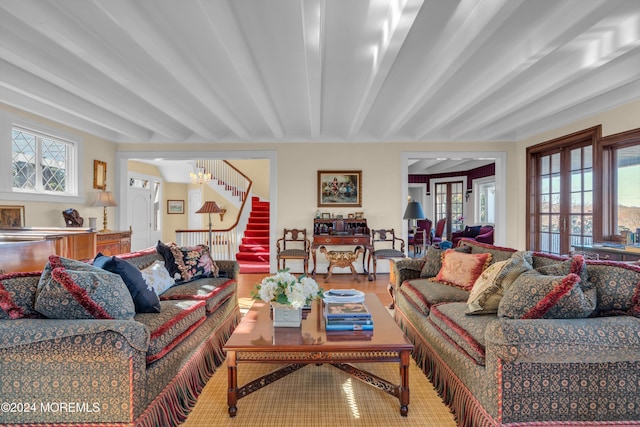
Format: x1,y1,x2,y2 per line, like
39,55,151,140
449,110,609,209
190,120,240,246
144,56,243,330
572,244,640,262
96,230,132,256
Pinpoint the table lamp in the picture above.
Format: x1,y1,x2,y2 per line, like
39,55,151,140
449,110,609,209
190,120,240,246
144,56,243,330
91,189,118,232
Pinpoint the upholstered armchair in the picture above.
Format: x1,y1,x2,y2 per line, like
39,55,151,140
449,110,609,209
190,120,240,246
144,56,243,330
451,225,494,246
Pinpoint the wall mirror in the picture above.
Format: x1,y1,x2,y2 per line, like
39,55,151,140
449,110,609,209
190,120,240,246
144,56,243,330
93,160,107,190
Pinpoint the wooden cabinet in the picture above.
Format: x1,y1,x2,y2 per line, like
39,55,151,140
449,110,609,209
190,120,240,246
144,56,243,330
96,231,132,256
0,227,96,261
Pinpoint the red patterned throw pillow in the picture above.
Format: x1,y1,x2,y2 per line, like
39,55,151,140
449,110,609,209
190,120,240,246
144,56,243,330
435,250,493,291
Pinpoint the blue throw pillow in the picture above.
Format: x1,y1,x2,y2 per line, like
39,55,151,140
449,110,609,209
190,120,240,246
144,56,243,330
94,253,161,313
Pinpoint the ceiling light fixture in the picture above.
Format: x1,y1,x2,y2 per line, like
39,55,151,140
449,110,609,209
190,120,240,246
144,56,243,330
190,161,212,184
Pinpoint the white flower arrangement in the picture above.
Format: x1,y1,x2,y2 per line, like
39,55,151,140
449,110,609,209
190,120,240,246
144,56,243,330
252,269,323,309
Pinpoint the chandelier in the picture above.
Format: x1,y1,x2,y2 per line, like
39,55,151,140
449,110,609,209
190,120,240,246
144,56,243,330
189,163,212,185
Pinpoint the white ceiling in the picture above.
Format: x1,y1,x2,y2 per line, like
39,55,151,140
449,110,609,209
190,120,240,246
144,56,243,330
2,0,640,149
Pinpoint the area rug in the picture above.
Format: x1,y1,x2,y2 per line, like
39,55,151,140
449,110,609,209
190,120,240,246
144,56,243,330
181,359,456,427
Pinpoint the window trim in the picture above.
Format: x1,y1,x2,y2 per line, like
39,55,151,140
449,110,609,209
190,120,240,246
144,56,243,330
595,127,640,240
0,114,84,203
526,126,601,252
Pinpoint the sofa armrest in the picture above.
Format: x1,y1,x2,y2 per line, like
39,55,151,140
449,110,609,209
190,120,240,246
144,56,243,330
0,319,149,424
484,316,640,423
393,258,425,288
215,260,240,279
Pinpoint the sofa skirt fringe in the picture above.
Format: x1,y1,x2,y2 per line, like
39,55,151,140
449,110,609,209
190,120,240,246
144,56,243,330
135,306,241,427
395,308,497,427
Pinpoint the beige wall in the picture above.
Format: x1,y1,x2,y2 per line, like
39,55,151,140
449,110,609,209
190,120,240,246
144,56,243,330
3,98,640,255
227,159,270,200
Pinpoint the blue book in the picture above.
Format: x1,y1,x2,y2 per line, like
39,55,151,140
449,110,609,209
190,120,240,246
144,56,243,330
326,317,373,325
325,323,374,331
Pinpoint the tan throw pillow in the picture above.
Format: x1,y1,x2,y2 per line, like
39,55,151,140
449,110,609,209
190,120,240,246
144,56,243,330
466,251,534,314
434,250,492,291
466,260,508,314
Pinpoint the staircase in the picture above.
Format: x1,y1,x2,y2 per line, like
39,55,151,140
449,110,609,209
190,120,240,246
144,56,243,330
236,197,270,273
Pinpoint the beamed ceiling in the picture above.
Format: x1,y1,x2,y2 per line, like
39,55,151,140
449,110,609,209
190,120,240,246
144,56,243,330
2,0,640,148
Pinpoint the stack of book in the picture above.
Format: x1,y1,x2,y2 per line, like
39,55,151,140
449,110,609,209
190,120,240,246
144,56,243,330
324,301,373,331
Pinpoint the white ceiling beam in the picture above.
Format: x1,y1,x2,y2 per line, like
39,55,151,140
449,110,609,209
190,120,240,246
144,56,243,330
381,0,524,139
449,13,640,140
348,0,423,139
198,0,284,139
300,0,325,139
93,0,250,140
415,0,616,139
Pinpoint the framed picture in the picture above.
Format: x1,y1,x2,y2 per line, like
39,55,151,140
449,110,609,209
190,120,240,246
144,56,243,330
0,205,25,227
317,170,362,207
93,160,107,190
355,211,364,219
321,212,331,219
167,200,184,214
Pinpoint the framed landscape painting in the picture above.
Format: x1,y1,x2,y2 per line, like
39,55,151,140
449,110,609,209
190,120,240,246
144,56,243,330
167,200,184,214
317,170,362,207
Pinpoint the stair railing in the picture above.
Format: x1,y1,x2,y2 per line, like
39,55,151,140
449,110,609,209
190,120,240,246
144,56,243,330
175,161,253,260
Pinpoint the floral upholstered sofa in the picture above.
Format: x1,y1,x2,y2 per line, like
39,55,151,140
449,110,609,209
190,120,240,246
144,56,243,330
0,242,240,426
392,239,640,426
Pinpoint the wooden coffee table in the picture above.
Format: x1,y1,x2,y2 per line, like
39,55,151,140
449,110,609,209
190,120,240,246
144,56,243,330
223,293,414,417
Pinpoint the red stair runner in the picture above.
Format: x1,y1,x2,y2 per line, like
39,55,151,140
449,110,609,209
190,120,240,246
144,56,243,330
236,197,270,274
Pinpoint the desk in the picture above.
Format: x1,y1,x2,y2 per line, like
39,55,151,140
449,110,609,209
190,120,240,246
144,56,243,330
311,218,372,280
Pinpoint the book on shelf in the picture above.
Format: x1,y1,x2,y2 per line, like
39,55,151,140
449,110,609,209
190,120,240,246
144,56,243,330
324,302,371,318
325,323,374,331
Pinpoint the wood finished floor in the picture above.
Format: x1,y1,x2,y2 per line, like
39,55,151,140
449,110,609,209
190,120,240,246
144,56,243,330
236,272,393,307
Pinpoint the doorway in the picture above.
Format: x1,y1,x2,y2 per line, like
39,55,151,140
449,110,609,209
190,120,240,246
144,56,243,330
402,151,507,246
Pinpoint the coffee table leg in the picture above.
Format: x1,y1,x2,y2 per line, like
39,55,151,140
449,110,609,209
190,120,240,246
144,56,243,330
399,350,410,416
227,351,238,417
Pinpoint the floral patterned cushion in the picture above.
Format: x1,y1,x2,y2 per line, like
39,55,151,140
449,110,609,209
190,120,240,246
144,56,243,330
498,268,595,319
466,251,534,314
35,255,135,320
140,260,176,296
168,244,219,282
0,272,44,319
420,245,471,278
435,250,492,291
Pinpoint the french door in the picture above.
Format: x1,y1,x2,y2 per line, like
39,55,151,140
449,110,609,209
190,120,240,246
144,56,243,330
527,130,595,255
434,181,464,239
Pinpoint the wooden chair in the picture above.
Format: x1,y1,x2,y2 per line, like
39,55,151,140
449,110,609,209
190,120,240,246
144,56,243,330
369,229,406,280
276,229,310,275
412,219,432,255
432,218,447,245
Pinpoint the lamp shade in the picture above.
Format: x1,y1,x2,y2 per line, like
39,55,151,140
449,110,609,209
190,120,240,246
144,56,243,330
196,201,223,214
91,191,118,207
403,200,425,220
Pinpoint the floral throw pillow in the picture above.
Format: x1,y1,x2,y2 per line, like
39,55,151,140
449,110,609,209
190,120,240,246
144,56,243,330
140,260,176,296
497,269,595,319
168,244,219,282
35,255,135,320
420,245,471,278
434,250,492,291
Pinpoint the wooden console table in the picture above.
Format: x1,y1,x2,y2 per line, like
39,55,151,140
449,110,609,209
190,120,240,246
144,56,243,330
0,227,96,261
311,218,373,280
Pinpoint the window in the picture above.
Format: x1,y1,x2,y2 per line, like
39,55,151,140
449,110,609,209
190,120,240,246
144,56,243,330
12,126,77,196
597,128,640,242
527,127,598,255
476,181,495,224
